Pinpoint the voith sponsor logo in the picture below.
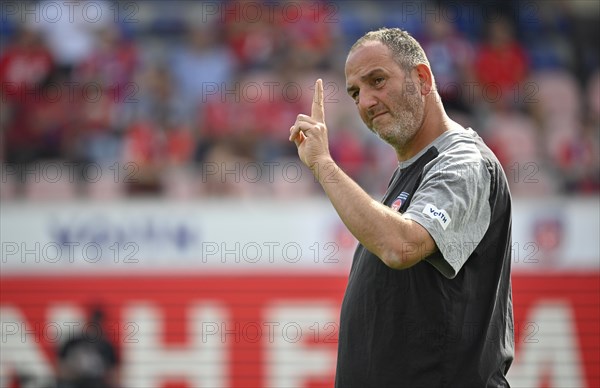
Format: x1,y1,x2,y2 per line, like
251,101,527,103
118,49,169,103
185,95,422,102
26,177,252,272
423,203,451,230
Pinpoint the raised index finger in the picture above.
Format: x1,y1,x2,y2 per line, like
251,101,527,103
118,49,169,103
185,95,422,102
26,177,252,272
311,78,324,123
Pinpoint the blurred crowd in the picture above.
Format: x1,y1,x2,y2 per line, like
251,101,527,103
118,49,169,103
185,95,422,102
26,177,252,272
1,0,599,200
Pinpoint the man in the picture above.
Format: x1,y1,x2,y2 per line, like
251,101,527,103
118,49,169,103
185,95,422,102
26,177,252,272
289,28,514,387
56,306,119,388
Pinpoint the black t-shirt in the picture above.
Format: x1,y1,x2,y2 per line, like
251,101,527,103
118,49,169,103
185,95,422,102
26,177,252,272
335,129,514,387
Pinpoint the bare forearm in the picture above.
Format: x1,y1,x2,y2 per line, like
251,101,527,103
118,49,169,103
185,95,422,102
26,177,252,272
311,158,434,269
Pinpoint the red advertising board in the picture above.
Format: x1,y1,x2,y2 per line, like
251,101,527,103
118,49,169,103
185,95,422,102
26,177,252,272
1,272,598,387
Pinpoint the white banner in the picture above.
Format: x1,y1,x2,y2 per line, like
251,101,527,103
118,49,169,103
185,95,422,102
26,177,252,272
0,199,355,275
1,197,598,275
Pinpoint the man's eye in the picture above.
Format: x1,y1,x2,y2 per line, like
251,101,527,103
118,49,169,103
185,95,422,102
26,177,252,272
352,91,359,102
374,77,385,86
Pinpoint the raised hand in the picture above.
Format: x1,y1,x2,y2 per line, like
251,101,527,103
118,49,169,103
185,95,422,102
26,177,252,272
289,79,331,169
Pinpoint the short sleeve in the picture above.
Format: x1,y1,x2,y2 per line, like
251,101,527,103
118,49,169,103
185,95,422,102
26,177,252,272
403,153,492,279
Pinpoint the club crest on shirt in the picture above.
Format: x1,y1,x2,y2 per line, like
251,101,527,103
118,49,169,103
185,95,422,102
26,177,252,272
391,192,410,211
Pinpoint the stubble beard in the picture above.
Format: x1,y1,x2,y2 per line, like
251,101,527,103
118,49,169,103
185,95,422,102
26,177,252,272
374,92,425,154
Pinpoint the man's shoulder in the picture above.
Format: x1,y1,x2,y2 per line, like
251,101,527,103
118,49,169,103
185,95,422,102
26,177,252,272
435,127,481,155
429,128,502,172
419,127,513,206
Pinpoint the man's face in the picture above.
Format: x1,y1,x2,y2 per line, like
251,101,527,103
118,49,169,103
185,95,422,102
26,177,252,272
345,41,425,149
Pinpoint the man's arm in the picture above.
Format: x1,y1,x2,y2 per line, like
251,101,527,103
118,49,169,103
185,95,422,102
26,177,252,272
289,79,437,269
316,157,436,269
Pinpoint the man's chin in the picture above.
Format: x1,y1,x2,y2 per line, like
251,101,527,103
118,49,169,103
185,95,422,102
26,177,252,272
372,112,389,125
374,127,395,144
372,120,395,137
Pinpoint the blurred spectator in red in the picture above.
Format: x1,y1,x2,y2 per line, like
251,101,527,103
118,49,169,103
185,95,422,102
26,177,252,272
223,0,278,70
73,27,139,168
422,6,476,113
329,123,367,181
1,24,54,169
238,71,305,160
0,26,84,198
475,17,529,106
76,27,138,104
2,69,73,169
274,0,336,71
194,71,294,196
197,88,240,143
122,65,194,194
4,80,69,167
0,25,53,103
196,78,258,163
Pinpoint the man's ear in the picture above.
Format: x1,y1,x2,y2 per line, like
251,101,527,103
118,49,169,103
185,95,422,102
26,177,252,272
415,64,433,95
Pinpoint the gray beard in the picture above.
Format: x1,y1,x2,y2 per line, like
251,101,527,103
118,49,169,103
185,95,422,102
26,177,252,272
376,102,424,153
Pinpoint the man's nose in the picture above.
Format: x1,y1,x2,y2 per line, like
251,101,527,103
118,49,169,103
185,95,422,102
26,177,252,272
358,91,378,114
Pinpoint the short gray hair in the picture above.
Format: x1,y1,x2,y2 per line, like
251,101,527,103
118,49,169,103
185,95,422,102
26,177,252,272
350,27,430,71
